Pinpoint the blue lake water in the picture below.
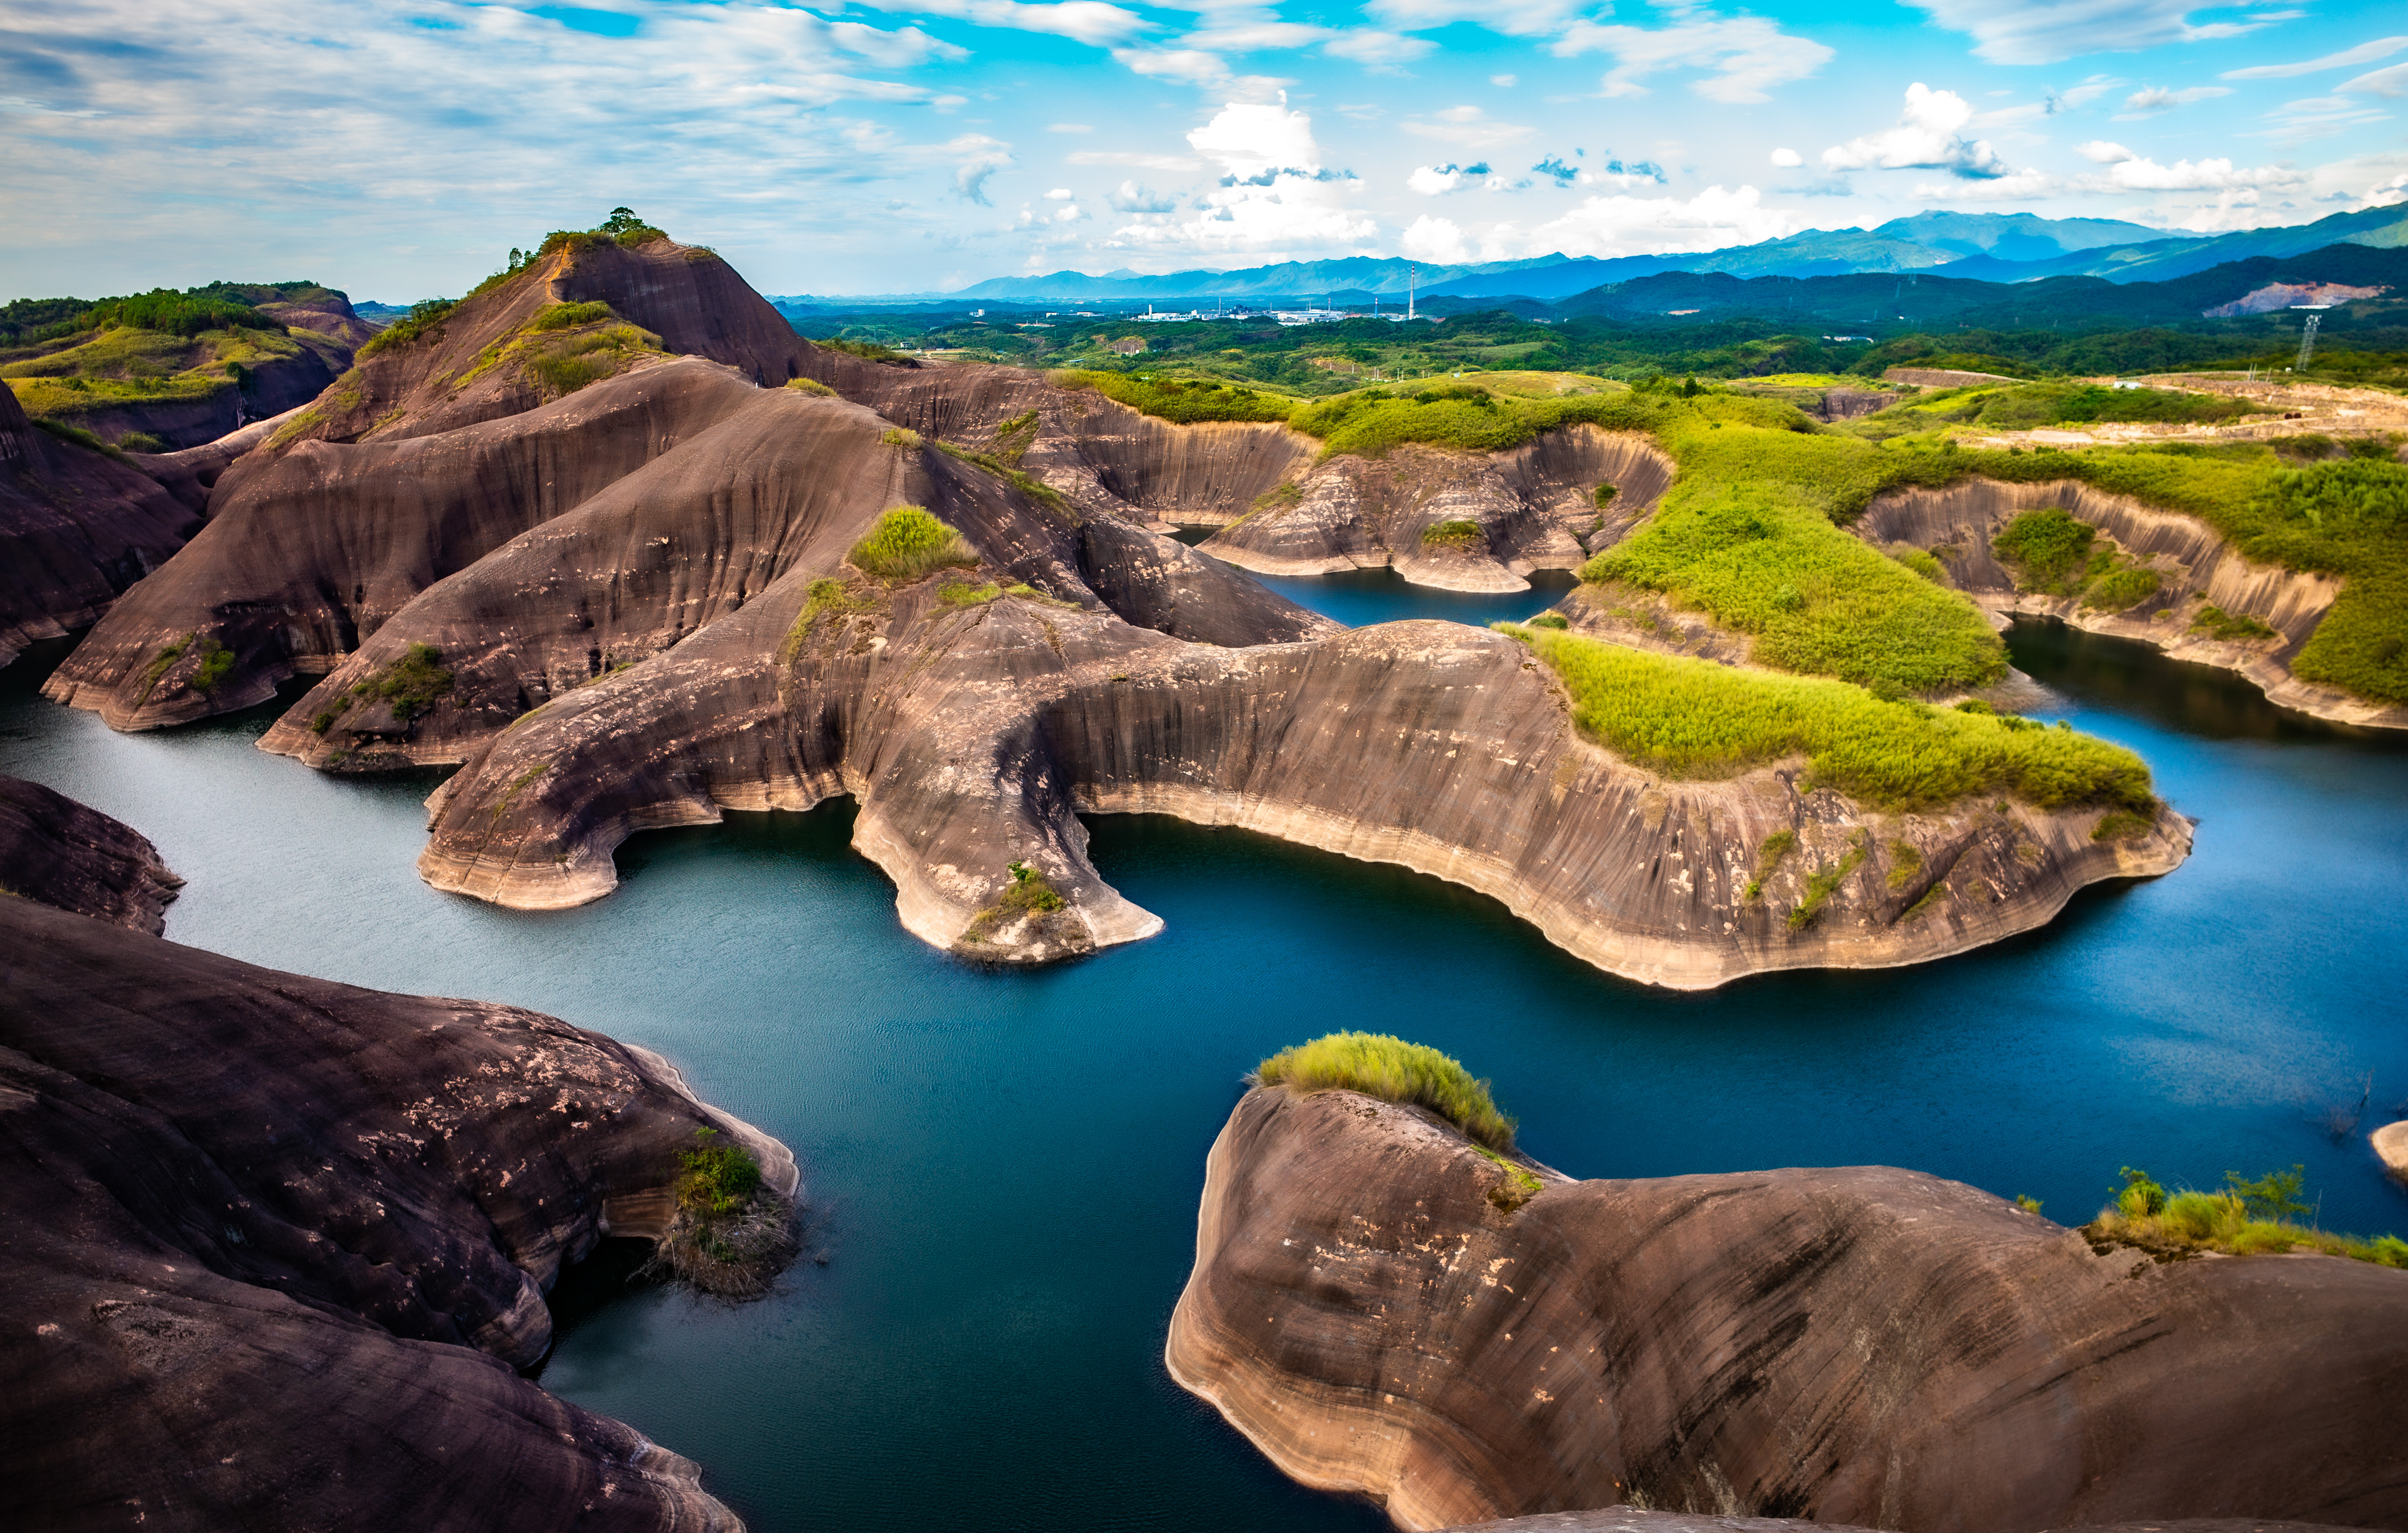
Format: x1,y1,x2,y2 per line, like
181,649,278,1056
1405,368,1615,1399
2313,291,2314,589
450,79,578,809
3,592,2405,1533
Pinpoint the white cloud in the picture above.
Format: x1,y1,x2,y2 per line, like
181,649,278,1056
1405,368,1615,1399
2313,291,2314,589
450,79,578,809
1402,214,1471,262
2072,142,2309,191
1187,20,1331,51
1401,105,1533,150
2221,35,2408,80
2050,76,2124,110
1109,101,1378,253
1324,30,1438,66
1490,73,1519,88
848,0,1151,48
1523,184,1798,259
1107,179,1177,212
1044,187,1074,198
1409,164,1476,194
1900,0,2286,67
1365,0,1590,39
1553,15,1833,104
1770,147,1803,168
1909,168,2063,200
2117,84,2232,116
2255,94,2395,143
1822,84,2010,178
952,135,1016,203
1048,123,1094,133
2341,63,2408,98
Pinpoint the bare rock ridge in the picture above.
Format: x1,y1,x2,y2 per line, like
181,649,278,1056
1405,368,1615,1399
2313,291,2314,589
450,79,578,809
0,380,198,670
1193,428,1675,593
1856,478,2408,730
1168,1086,2408,1533
1445,1518,2367,1533
0,888,796,1531
0,773,182,933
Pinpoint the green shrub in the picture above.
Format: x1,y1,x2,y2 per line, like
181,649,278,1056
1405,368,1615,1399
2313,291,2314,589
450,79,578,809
350,642,453,721
2083,565,2162,613
189,637,234,693
1594,482,1619,508
675,1128,763,1220
1788,833,1868,930
785,376,836,397
1526,611,1570,630
1503,624,2153,812
2014,1194,2044,1214
823,337,903,361
929,438,1069,517
2089,1163,2406,1268
2189,604,2279,641
357,298,456,359
528,300,616,331
1421,519,1483,550
938,579,1002,608
1890,545,1946,583
1252,480,1303,514
848,506,979,582
1993,508,2096,593
1256,1031,1516,1151
2092,809,2154,841
1885,839,1922,889
116,431,165,453
960,860,1069,944
1055,369,1298,425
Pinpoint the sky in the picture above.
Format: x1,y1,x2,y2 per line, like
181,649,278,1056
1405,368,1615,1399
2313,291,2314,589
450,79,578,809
2,0,2404,300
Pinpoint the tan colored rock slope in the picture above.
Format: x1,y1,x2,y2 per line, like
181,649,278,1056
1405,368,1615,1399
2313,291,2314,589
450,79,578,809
1169,1086,2408,1533
1856,478,2407,729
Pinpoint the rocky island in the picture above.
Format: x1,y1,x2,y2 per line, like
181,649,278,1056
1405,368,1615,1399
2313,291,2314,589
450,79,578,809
0,785,795,1530
1169,1036,2408,1532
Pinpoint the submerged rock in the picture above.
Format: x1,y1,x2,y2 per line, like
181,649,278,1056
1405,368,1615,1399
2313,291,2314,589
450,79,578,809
1168,1085,2408,1532
0,773,182,932
0,890,796,1531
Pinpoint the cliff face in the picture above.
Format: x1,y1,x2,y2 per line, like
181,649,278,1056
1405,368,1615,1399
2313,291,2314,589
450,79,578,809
0,773,182,932
0,891,796,1532
1168,1087,2408,1533
0,381,199,669
1194,428,1675,593
1856,479,2406,729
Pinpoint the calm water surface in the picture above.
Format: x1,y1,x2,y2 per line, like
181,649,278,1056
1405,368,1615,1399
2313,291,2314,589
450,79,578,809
3,599,2404,1533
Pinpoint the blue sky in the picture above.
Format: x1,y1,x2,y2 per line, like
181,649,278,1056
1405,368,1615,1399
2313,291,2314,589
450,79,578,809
1,0,2402,299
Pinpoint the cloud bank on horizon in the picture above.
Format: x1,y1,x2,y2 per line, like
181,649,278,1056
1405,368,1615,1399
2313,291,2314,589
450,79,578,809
1,0,2403,298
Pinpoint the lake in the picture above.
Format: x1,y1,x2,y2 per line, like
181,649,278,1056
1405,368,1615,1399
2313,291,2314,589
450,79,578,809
3,588,2403,1533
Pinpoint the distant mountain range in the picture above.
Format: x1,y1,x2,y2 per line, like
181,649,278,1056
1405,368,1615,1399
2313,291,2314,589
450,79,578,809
774,205,2408,309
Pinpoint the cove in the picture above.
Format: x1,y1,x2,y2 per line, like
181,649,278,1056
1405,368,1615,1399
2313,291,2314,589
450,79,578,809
1,602,2404,1533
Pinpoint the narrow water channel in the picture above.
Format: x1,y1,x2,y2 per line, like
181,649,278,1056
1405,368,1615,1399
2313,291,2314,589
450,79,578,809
1,595,2401,1532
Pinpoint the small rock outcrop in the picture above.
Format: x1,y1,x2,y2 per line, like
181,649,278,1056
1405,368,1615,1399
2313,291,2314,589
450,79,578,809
0,891,796,1532
1169,1086,2408,1533
1855,478,2407,730
0,381,198,670
0,773,182,932
1196,428,1674,592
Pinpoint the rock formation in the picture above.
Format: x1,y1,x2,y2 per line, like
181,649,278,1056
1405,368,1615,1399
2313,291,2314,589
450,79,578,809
1444,1517,2361,1533
0,889,796,1532
39,243,2187,986
1192,428,1673,593
1855,479,2408,730
1168,1085,2408,1533
0,380,198,670
2375,1121,2407,1184
0,773,182,932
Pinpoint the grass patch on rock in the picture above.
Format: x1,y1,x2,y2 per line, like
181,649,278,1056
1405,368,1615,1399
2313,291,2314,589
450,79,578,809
2086,1164,2408,1270
1420,518,1484,550
960,860,1070,945
1053,369,1299,424
1256,1031,1516,1151
650,1128,793,1298
848,506,980,582
1501,623,2154,814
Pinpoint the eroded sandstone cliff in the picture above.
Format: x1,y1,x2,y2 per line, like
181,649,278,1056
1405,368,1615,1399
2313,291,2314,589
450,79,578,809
0,891,796,1531
0,773,182,932
1856,479,2407,730
1168,1085,2408,1533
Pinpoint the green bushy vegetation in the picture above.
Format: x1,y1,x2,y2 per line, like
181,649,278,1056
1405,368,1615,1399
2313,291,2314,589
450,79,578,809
357,298,457,358
1502,623,2153,812
785,376,836,396
1788,834,1869,931
848,506,980,581
938,579,1003,608
1288,382,1660,458
528,300,616,331
1054,369,1298,424
1256,1031,1516,1151
2190,604,2278,641
960,860,1069,944
676,1127,764,1220
823,337,904,361
2090,1164,2408,1268
1865,381,2252,436
1988,507,2164,613
342,642,454,722
930,437,1070,516
1421,519,1483,550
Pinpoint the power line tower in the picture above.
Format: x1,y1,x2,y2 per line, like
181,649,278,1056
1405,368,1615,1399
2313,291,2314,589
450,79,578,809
2296,311,2322,371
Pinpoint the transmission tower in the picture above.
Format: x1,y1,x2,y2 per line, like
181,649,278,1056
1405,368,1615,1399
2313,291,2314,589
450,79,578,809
2296,311,2322,370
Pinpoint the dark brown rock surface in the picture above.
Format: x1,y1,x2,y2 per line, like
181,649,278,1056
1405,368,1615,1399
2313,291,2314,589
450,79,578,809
0,894,795,1531
1169,1086,2408,1533
0,773,181,932
0,381,198,670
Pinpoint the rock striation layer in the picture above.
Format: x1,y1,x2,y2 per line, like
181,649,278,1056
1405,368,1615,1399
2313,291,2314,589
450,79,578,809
1856,478,2407,730
0,380,198,670
0,773,182,932
1169,1086,2408,1533
1196,428,1675,593
0,891,795,1532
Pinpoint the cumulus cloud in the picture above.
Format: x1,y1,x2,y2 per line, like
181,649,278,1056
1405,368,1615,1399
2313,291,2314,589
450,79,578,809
1107,180,1177,213
1553,15,1833,104
1408,162,1492,194
2072,141,2308,191
1323,30,1439,67
1366,0,1590,39
1770,147,1803,167
1109,100,1377,252
1402,105,1534,150
1402,214,1472,262
1821,84,2010,178
1908,167,2063,201
953,135,1017,203
1899,0,2285,67
1490,73,1519,87
2048,76,2124,111
848,0,1150,47
1523,184,1798,259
